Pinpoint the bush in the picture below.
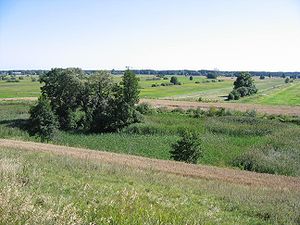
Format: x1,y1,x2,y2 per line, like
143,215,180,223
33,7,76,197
170,131,202,164
232,148,295,176
192,108,205,118
228,92,235,100
195,81,200,84
170,76,179,85
236,87,249,97
228,72,257,100
29,96,58,141
285,78,290,83
206,72,218,79
171,107,185,114
189,76,193,80
136,103,155,115
228,90,241,100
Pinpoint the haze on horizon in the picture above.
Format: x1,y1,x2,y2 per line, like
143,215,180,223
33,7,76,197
0,0,300,72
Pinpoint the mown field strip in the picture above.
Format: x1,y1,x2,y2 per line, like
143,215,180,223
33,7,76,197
1,97,300,116
1,138,299,190
141,99,300,116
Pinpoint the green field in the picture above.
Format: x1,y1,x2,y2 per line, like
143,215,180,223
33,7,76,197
0,78,41,98
2,147,299,224
1,101,300,176
239,82,300,106
2,76,299,106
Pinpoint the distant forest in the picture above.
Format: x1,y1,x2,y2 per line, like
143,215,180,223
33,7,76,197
1,69,300,78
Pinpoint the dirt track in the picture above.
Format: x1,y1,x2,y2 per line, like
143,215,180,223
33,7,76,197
1,139,299,190
141,99,300,116
1,97,299,116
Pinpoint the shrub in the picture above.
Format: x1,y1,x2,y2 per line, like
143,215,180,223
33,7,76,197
171,107,185,114
29,96,58,141
163,77,169,80
245,109,257,117
285,78,290,83
206,71,218,79
170,76,179,85
228,90,241,100
170,131,202,164
236,87,249,97
228,72,257,100
228,92,235,100
136,103,155,115
195,81,200,84
189,76,193,80
192,107,205,118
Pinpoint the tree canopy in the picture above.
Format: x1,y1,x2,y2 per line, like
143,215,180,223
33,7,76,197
30,68,142,138
228,72,258,100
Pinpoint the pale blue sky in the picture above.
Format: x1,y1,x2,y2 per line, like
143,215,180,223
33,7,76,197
0,0,300,71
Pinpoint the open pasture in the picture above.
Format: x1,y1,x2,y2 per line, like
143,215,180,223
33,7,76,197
1,75,298,106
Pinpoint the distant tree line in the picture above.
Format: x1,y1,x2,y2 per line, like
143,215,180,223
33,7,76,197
1,69,300,78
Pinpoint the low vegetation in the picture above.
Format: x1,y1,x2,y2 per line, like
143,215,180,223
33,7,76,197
1,101,300,176
170,131,202,164
1,148,299,224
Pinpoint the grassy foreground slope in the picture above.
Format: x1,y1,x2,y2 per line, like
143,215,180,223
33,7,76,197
1,147,300,224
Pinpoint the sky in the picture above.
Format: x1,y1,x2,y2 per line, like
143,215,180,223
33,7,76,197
0,0,300,71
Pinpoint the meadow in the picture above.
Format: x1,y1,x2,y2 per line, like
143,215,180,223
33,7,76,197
1,101,300,176
1,147,299,224
1,75,298,106
239,81,300,106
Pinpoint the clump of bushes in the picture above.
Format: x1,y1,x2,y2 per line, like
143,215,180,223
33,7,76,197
228,72,258,100
136,103,155,115
206,71,218,79
29,68,142,139
232,146,297,176
29,96,58,141
170,131,202,164
6,78,20,82
161,82,174,86
170,76,182,85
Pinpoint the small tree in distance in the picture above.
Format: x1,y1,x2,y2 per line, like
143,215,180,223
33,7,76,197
29,96,58,142
228,72,257,100
170,76,179,85
170,131,202,164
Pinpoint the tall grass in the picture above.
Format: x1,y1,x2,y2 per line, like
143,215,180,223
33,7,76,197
1,148,299,224
1,101,300,176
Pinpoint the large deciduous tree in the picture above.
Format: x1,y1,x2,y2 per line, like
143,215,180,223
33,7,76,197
228,72,257,100
40,68,85,130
